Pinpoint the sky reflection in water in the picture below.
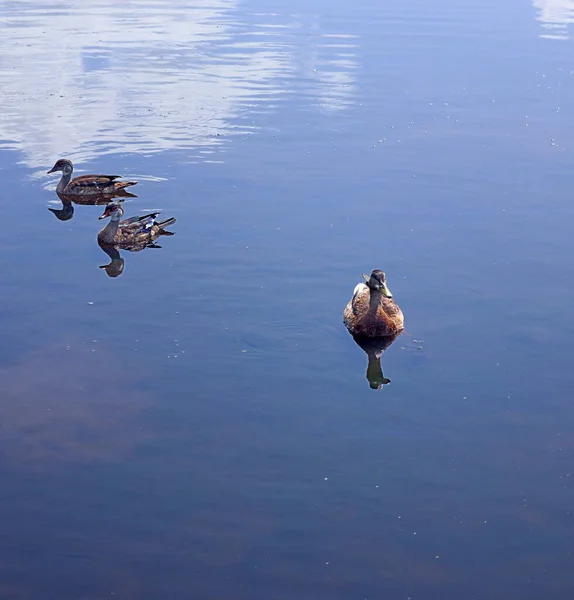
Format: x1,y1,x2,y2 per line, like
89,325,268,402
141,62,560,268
1,0,358,174
1,0,574,598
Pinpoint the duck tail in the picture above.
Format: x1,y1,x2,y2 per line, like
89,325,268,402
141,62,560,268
114,189,138,198
158,217,176,229
114,180,138,190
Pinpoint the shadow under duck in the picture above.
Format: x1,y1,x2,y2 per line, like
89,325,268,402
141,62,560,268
48,159,137,196
343,269,404,337
97,201,176,248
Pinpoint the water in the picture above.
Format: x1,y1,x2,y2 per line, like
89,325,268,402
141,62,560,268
1,0,574,597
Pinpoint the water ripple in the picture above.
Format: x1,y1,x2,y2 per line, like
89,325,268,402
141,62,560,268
534,0,574,39
0,0,359,172
236,319,342,357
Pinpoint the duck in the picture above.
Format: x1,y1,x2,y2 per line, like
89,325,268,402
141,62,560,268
97,201,176,248
47,159,137,196
343,269,404,337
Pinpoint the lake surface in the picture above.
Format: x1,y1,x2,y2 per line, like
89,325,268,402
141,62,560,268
1,0,574,597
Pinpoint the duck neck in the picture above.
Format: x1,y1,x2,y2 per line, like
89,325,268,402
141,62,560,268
56,171,72,194
368,288,383,312
98,219,120,244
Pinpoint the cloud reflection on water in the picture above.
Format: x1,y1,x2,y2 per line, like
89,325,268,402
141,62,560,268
533,0,574,39
0,0,359,170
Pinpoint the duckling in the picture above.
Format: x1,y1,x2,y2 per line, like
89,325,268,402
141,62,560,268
47,159,137,196
97,201,176,248
343,270,404,337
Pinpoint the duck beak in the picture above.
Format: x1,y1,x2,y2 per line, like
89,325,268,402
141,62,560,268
99,208,111,220
47,166,58,174
361,273,369,282
379,282,393,298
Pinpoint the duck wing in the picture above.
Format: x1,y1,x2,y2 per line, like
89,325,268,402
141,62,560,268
120,212,160,233
351,283,369,316
69,174,122,191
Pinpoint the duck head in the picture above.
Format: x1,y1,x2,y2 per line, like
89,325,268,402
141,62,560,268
362,269,393,298
99,201,124,221
47,158,73,175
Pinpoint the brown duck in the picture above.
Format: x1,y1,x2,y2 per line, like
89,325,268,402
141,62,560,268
97,201,176,247
47,159,137,196
343,270,404,337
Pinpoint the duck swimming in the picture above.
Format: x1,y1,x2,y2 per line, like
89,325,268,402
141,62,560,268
97,201,176,248
343,269,404,337
47,159,137,196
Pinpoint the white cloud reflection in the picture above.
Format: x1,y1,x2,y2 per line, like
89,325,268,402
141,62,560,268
533,0,574,39
0,0,359,170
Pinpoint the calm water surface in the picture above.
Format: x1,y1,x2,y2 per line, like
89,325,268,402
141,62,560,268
1,0,574,597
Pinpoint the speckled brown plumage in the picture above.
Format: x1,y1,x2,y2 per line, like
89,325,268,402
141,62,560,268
47,158,137,196
343,272,404,337
97,202,176,248
98,221,175,248
63,174,137,195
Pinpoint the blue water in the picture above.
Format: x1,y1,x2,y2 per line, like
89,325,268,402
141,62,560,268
1,0,574,597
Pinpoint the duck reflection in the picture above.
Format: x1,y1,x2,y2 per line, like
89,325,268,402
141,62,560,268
98,240,165,278
48,189,137,221
48,194,75,221
351,333,400,390
98,243,125,278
